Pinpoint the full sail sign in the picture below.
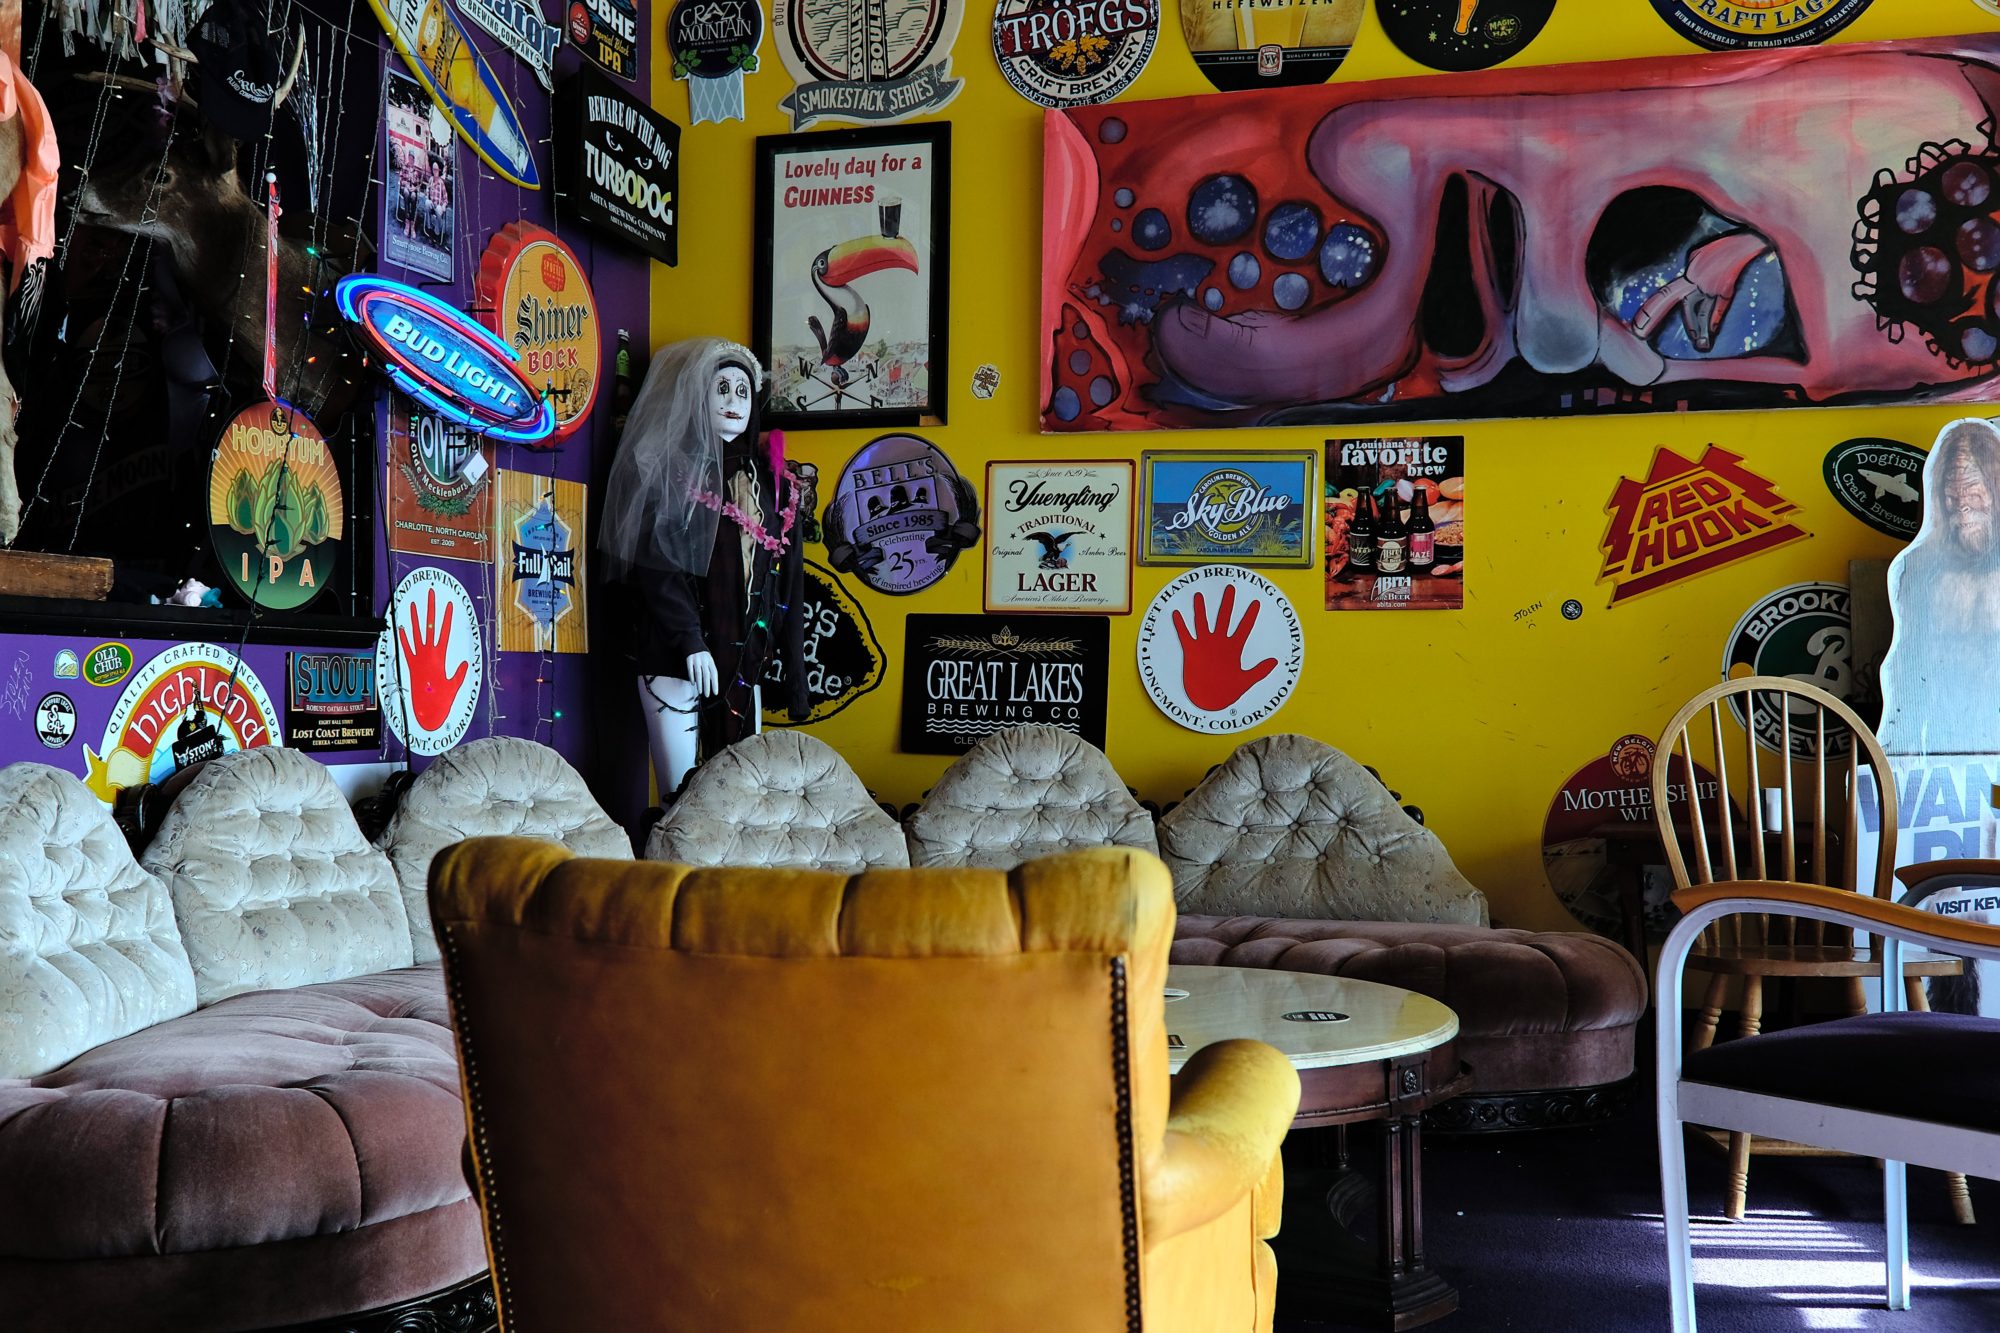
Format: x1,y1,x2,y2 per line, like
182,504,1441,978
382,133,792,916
1598,445,1809,605
557,67,681,265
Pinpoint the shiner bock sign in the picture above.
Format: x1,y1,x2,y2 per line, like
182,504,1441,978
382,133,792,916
556,66,680,265
901,613,1109,754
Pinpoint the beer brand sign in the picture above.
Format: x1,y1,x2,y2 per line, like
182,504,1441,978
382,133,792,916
775,0,966,129
83,643,279,802
567,0,639,79
762,561,887,726
286,651,382,753
495,471,588,653
1644,0,1873,50
1598,445,1810,605
457,0,562,89
336,275,555,443
477,224,601,442
1139,450,1315,567
901,613,1110,753
207,401,343,611
992,0,1160,108
985,460,1133,614
387,396,493,561
556,68,680,265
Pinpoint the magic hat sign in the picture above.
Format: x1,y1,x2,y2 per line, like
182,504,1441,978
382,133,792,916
336,276,556,443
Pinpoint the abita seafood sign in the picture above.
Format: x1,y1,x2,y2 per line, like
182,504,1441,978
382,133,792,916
336,275,556,443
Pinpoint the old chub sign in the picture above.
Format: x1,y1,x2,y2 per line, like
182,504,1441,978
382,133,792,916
335,275,556,443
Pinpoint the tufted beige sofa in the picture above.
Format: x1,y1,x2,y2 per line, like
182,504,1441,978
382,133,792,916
0,747,523,1330
645,731,909,872
905,725,1158,869
378,735,633,962
1162,733,1487,925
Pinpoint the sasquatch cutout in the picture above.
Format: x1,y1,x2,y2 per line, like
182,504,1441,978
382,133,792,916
1040,38,2000,433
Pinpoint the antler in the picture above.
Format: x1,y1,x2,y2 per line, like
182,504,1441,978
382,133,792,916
272,24,306,112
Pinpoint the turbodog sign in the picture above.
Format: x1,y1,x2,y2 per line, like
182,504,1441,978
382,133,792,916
557,67,681,265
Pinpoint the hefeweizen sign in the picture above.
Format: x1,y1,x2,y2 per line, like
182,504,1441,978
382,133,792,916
557,67,681,265
901,613,1109,754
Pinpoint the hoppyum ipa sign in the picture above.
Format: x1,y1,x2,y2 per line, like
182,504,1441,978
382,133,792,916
336,275,556,443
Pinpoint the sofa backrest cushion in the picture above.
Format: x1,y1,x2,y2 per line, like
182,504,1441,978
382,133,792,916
142,747,412,1004
905,726,1158,869
646,731,909,872
1160,734,1488,925
0,763,198,1077
378,736,632,963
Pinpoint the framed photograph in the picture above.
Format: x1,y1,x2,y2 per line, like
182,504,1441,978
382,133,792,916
985,460,1133,614
753,124,950,431
381,68,456,282
1138,450,1317,567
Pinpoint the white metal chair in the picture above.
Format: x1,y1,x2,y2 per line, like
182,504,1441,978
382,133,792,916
1654,678,2000,1330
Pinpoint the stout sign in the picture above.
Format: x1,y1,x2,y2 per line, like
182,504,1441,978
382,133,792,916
557,67,681,265
901,614,1109,754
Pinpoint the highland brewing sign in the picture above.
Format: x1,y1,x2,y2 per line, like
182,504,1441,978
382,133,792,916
557,66,681,265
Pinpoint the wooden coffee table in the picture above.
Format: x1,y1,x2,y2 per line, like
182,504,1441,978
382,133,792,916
1167,965,1468,1330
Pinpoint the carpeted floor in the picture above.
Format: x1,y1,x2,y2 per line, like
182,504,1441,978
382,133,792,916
1276,1091,2000,1332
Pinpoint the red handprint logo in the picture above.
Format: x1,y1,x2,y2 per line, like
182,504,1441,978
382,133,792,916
1173,585,1277,711
397,589,469,732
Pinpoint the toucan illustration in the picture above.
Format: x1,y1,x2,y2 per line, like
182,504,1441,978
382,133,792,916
806,234,921,390
1026,530,1083,569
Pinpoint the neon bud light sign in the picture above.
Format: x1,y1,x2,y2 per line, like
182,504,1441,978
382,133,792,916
335,275,557,444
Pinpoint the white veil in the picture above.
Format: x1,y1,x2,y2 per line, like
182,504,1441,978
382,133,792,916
599,337,765,577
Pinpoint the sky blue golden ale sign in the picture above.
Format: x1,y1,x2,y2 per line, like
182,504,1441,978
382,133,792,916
1644,0,1873,50
1138,451,1315,567
336,276,556,443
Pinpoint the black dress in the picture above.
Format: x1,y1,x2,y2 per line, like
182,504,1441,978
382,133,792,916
613,437,810,758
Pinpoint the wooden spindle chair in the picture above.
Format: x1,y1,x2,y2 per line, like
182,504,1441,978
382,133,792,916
1652,676,1972,1224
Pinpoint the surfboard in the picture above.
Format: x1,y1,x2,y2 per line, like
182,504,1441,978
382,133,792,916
366,0,541,189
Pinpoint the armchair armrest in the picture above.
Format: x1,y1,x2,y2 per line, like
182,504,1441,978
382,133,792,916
1895,859,2000,901
1671,880,2000,958
1142,1039,1300,1248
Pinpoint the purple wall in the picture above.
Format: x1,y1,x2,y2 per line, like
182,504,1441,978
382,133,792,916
0,9,655,828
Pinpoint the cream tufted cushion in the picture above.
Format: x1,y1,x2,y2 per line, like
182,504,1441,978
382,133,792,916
0,764,197,1077
646,732,909,872
378,736,632,962
142,748,412,1005
906,726,1157,870
1161,734,1487,925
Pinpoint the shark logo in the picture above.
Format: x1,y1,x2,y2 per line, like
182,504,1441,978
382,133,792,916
1824,437,1927,540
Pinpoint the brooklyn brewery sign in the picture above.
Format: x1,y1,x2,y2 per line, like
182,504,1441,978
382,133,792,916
556,66,681,265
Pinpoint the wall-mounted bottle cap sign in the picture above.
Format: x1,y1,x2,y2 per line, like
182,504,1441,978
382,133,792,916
775,0,965,129
568,0,640,80
476,224,602,442
335,275,556,444
555,66,680,266
1376,0,1556,72
991,0,1160,108
668,0,765,124
1182,0,1362,91
364,0,540,187
208,400,345,611
1643,0,1870,50
456,0,563,90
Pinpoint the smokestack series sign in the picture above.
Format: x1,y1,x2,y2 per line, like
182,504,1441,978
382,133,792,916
1598,445,1810,606
774,0,966,129
207,401,344,611
556,67,680,265
901,613,1109,753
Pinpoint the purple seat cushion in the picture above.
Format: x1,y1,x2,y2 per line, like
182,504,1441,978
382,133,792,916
0,964,485,1330
1683,1011,2000,1132
1174,915,1647,1093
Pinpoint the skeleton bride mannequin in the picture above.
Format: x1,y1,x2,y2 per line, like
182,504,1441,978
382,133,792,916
600,338,808,798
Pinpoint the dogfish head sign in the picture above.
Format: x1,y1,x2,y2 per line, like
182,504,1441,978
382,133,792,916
336,275,556,444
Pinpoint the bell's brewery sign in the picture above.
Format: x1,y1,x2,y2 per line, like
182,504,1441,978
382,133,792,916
557,67,681,265
1598,445,1809,605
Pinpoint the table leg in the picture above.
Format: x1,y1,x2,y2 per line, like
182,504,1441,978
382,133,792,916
1273,1058,1459,1329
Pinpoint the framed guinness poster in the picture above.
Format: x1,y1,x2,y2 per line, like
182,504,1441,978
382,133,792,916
901,613,1110,754
985,460,1133,614
754,123,950,431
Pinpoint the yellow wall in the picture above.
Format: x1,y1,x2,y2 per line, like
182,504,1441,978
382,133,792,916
652,1,2000,929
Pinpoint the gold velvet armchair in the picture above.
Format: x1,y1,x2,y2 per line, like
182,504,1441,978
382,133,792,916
431,838,1301,1332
